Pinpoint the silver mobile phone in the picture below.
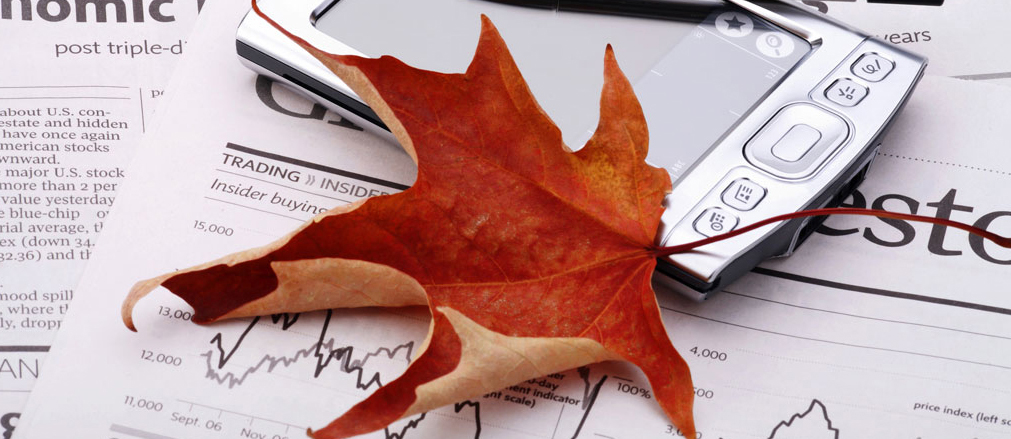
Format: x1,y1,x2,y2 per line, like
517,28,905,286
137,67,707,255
235,0,926,299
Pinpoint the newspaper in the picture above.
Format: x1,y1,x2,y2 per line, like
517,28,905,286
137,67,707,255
0,2,1006,431
0,0,206,428
9,0,1011,436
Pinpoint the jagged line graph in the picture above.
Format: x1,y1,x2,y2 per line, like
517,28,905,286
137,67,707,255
209,313,301,370
767,399,840,439
385,413,428,439
202,310,414,389
309,309,415,387
571,367,607,439
453,401,482,439
201,311,607,439
384,401,482,439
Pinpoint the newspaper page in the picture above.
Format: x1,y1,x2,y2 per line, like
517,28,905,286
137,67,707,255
0,0,208,429
10,0,1011,436
809,0,1011,86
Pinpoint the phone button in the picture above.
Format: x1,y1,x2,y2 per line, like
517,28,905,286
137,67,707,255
722,179,766,211
694,207,739,237
852,53,894,82
770,124,821,162
826,79,868,107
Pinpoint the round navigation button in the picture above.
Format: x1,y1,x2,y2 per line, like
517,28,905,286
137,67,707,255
744,103,850,179
756,31,794,58
715,12,754,38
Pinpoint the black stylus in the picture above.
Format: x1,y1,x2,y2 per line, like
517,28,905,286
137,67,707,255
482,0,722,21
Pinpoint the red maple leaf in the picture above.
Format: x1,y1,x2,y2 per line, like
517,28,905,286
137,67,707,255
125,14,695,438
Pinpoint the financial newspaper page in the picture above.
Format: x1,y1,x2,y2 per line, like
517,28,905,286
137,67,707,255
0,0,1006,433
12,0,1011,436
0,0,202,429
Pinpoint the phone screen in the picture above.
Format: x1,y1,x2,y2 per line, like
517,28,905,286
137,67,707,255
314,0,810,183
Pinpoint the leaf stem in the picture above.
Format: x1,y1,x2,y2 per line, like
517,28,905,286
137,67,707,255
651,207,1011,257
